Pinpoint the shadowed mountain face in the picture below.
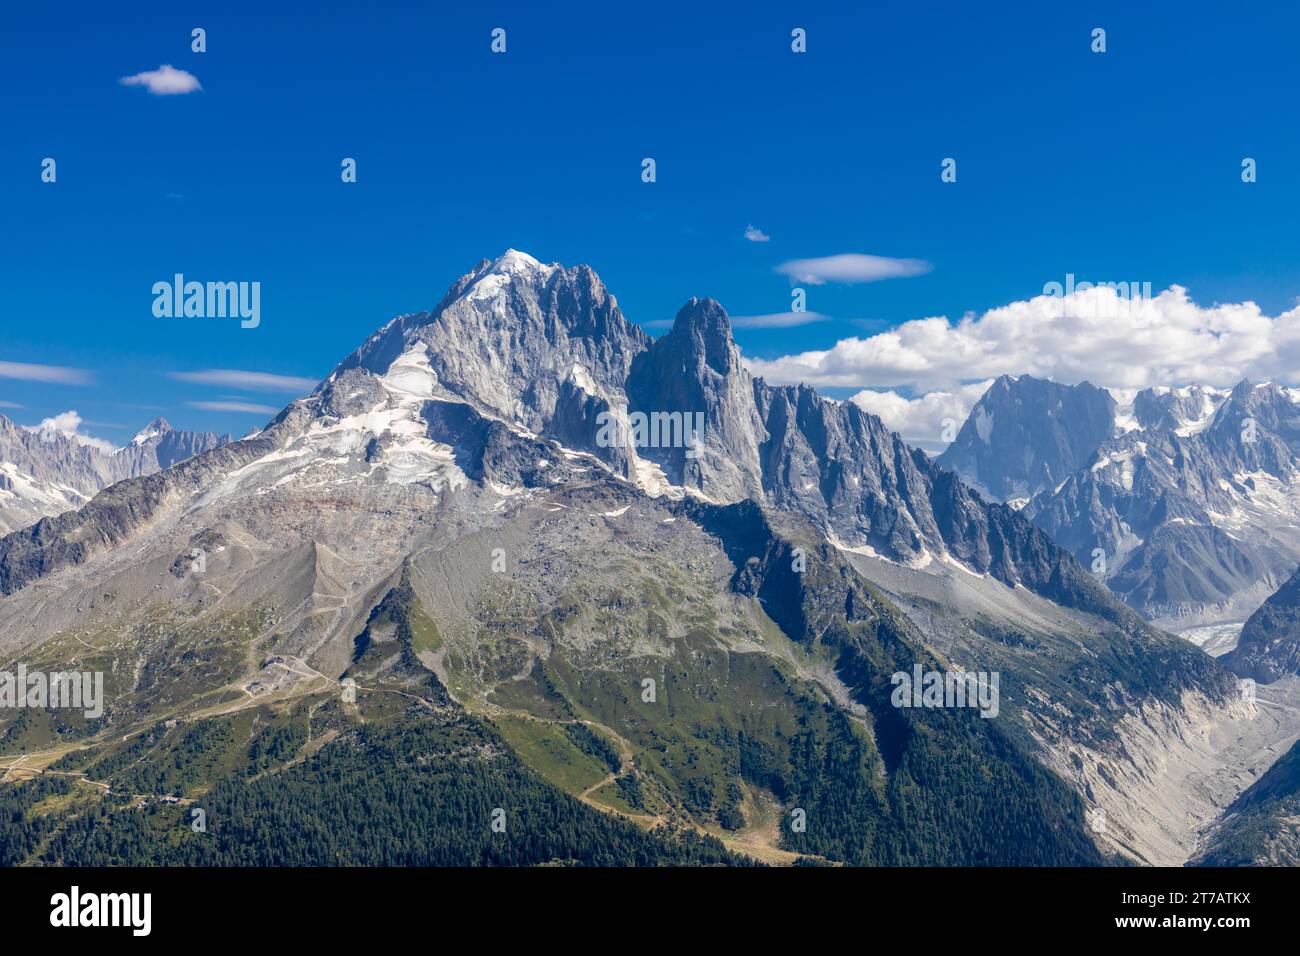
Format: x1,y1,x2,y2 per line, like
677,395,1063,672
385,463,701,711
0,252,1251,866
0,413,229,535
936,374,1117,503
1223,566,1300,682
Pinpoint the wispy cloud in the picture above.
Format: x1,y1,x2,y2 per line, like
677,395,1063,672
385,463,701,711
168,369,318,393
119,64,202,95
730,311,828,330
0,361,93,385
744,224,771,243
644,311,829,331
186,401,279,415
775,253,932,286
0,401,24,409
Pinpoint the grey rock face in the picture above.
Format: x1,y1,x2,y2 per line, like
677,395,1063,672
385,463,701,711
625,297,768,500
0,413,229,534
1025,380,1300,623
753,381,939,560
621,299,1127,624
0,415,107,532
1131,385,1224,432
108,417,231,482
328,250,650,471
936,374,1116,502
1200,380,1300,470
135,417,230,470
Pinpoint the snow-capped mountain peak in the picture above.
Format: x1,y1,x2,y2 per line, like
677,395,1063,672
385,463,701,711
493,248,549,273
462,249,558,303
131,417,173,446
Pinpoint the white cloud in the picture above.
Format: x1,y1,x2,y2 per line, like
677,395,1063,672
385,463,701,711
119,64,202,95
746,285,1300,394
775,253,932,286
187,401,278,415
730,311,828,329
0,361,92,385
32,410,85,434
0,401,24,409
169,369,318,392
848,382,993,453
744,284,1300,448
744,224,771,242
24,410,118,454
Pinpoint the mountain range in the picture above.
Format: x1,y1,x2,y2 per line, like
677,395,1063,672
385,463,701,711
0,415,228,535
942,375,1300,645
1,251,1295,867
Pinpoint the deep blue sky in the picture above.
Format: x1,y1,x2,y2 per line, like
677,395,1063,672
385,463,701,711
2,0,1299,441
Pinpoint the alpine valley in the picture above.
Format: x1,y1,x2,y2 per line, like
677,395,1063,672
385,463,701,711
3,252,1298,866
